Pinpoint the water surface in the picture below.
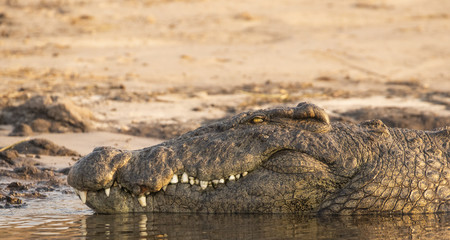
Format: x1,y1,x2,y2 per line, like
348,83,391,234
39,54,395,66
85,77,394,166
0,192,449,239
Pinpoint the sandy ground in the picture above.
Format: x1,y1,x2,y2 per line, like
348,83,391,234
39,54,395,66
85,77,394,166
0,0,449,173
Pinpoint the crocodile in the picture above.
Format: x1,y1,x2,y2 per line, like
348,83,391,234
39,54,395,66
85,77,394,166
67,102,450,215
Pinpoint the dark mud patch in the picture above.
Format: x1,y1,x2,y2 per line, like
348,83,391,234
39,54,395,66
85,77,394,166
119,117,234,140
122,102,450,140
192,80,355,110
0,149,19,165
0,11,14,38
0,156,69,209
7,138,79,157
0,159,66,181
0,180,66,209
333,107,450,130
0,138,77,180
120,120,203,140
0,12,5,24
385,80,450,109
0,140,71,209
424,91,450,110
0,138,79,169
0,95,94,136
0,151,39,169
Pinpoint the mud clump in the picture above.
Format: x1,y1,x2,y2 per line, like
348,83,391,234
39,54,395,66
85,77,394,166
123,121,202,140
6,196,23,205
0,164,62,181
9,138,80,157
0,181,52,209
13,165,57,180
0,154,38,168
0,95,94,136
0,138,78,181
0,195,25,208
0,12,5,24
6,182,28,191
0,149,19,165
0,138,79,169
0,165,65,208
334,107,450,130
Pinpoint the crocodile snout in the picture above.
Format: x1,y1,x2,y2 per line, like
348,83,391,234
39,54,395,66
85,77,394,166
68,145,179,207
68,146,132,191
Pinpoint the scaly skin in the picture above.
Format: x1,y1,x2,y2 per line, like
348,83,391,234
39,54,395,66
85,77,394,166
67,102,450,215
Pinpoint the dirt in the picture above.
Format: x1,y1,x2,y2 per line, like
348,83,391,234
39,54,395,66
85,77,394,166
0,180,64,209
0,159,67,208
0,95,94,136
7,138,80,156
0,139,72,209
333,107,450,130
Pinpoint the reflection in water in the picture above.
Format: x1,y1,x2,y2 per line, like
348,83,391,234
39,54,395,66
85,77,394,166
1,211,449,239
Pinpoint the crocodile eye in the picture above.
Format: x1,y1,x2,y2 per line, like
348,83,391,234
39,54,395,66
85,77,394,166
251,116,265,124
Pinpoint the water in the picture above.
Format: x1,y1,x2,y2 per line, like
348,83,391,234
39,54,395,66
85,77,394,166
0,191,449,239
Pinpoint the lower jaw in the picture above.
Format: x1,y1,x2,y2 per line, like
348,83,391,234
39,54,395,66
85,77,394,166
83,184,210,214
82,185,244,214
84,186,150,214
81,183,298,214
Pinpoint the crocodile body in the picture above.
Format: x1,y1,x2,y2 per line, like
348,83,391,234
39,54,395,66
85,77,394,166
68,103,450,215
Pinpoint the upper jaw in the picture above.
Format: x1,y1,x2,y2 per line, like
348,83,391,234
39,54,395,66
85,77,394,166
72,167,253,209
68,144,256,208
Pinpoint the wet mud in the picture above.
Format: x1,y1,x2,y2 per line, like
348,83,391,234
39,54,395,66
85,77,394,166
0,139,77,209
0,179,69,209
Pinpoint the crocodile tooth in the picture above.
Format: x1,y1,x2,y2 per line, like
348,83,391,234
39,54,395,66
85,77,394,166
189,177,195,185
138,195,147,207
219,178,225,183
181,172,189,183
200,181,208,190
242,172,248,177
105,188,110,197
79,190,87,203
170,174,179,184
235,174,241,180
162,185,167,191
229,175,236,181
212,179,219,185
195,179,199,185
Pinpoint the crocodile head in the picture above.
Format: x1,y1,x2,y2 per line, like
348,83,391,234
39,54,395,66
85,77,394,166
68,102,450,215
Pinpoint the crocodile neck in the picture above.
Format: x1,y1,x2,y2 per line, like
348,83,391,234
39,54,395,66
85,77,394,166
320,128,449,215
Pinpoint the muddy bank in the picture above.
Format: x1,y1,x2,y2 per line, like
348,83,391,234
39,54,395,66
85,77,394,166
0,164,69,208
0,181,56,209
122,105,450,140
0,138,78,209
1,78,449,139
333,107,450,130
2,76,450,138
0,138,79,173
